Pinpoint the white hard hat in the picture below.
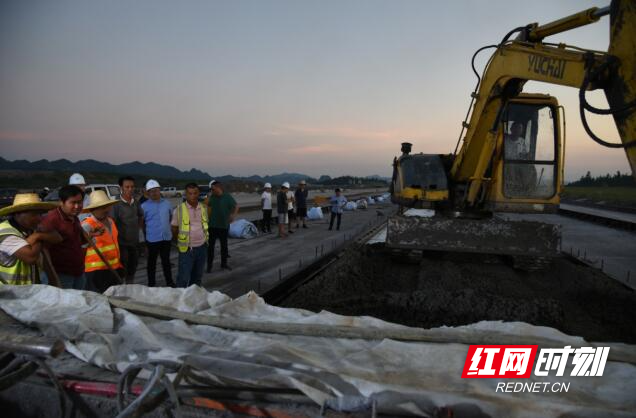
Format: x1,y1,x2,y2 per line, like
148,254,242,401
69,173,86,185
264,183,272,188
282,182,290,188
145,179,160,190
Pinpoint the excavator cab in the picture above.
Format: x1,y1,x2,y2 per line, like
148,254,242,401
487,95,563,213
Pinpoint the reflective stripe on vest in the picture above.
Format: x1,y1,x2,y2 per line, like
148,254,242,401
177,202,209,253
0,220,34,285
82,216,123,273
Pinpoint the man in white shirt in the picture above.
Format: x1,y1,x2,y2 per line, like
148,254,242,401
261,183,273,233
286,187,295,235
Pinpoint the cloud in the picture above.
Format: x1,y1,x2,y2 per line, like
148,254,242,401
286,144,345,155
269,124,404,141
0,131,38,141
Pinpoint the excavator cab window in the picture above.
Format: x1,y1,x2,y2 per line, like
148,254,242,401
502,103,557,199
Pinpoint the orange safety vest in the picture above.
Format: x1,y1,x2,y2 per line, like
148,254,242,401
82,216,123,273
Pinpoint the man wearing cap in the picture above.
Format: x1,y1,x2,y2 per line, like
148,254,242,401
276,183,290,238
0,194,62,285
261,183,273,233
69,173,90,221
112,176,143,284
40,185,88,289
294,180,309,229
141,179,175,287
206,180,238,272
172,183,208,287
81,190,123,293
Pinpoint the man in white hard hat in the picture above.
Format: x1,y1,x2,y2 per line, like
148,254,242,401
140,179,175,287
261,183,273,233
69,173,90,220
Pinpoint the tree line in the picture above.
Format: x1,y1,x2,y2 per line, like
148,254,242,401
568,171,635,187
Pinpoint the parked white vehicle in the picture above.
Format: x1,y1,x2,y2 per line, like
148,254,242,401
161,187,183,198
85,184,121,200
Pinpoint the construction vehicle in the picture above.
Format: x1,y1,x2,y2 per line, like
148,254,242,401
388,1,636,266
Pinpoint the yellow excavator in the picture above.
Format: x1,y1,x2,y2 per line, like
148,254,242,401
389,1,635,266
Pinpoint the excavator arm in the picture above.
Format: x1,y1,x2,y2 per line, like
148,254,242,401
452,1,635,207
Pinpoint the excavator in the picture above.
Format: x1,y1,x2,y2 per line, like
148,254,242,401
388,1,635,267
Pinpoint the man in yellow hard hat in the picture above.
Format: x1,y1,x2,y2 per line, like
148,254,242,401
0,194,62,285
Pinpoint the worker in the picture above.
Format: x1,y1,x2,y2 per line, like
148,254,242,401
286,184,295,234
0,194,61,285
504,122,530,160
294,180,309,229
81,190,123,293
141,179,175,287
276,183,290,238
69,172,90,221
328,188,347,231
112,176,143,284
40,185,88,289
172,183,208,287
504,121,536,195
206,180,238,272
261,183,273,233
38,187,50,200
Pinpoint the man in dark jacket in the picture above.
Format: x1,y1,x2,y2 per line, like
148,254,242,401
294,180,309,229
276,182,290,238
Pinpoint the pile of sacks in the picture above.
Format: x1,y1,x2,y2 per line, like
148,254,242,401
307,206,324,220
229,219,258,239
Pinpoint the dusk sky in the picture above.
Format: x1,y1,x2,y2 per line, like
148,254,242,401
0,0,630,181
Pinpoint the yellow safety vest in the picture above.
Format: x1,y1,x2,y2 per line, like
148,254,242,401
0,220,35,285
177,202,209,253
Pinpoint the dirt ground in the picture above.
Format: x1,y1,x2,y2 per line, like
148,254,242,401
280,245,636,343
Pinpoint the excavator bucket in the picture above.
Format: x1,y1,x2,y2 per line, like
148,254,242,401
386,214,560,258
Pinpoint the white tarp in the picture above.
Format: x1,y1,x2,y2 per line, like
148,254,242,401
229,219,258,239
0,285,635,417
404,208,436,217
356,199,368,210
344,201,357,211
307,207,324,220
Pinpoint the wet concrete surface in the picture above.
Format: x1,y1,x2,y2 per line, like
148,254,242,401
505,212,636,289
280,245,636,343
131,201,395,298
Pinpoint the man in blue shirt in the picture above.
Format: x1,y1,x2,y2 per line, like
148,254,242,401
141,179,175,287
328,188,347,231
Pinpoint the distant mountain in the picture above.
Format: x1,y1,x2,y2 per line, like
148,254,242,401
0,157,386,186
0,157,213,180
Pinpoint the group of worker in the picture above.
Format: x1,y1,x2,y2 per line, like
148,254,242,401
0,173,350,291
261,181,348,238
0,174,238,290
